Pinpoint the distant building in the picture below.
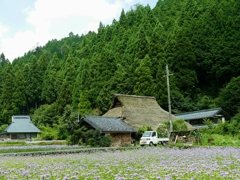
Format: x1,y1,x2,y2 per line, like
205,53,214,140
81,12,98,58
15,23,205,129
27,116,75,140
175,107,231,129
81,116,136,147
3,115,41,140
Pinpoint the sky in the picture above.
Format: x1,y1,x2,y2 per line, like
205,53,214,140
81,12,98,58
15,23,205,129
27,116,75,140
0,0,158,62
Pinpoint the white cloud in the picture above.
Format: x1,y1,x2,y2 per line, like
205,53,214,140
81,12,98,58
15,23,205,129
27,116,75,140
26,0,122,36
0,23,8,38
0,0,156,62
1,30,38,60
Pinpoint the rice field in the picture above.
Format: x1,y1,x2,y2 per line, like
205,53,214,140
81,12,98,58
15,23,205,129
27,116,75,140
0,146,240,180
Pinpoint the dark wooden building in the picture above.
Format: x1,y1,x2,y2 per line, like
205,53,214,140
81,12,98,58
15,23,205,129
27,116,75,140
81,116,136,147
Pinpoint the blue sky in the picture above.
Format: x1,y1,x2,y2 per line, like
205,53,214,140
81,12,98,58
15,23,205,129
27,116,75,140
0,0,158,62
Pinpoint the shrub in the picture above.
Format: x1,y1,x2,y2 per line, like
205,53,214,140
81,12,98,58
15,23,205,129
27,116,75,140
157,124,169,138
203,118,214,129
200,133,240,146
173,119,188,131
67,126,111,147
164,119,188,132
135,126,152,141
37,125,58,140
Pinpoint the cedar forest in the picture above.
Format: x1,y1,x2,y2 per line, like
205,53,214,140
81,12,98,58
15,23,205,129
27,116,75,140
0,0,239,140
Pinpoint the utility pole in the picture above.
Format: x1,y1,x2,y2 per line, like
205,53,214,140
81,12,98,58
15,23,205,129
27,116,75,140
166,65,173,133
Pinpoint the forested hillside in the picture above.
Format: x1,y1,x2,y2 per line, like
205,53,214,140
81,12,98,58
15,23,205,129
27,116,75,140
0,0,239,138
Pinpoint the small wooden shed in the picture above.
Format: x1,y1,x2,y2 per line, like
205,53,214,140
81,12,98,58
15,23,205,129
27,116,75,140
81,116,136,147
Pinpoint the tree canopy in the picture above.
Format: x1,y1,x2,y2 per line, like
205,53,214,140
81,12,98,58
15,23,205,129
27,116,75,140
0,0,239,136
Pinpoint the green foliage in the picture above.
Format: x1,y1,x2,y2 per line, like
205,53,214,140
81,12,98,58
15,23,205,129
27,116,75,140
157,124,169,138
217,76,240,116
203,118,214,129
0,0,240,136
78,90,93,116
0,141,27,147
201,119,240,136
37,125,59,140
135,126,152,141
173,119,188,131
200,133,240,147
197,95,215,109
165,119,188,132
58,105,80,140
0,124,8,133
68,126,111,147
133,55,155,96
31,103,59,127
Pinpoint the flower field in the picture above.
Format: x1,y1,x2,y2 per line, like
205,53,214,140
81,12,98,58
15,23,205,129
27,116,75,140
0,147,240,180
0,145,80,154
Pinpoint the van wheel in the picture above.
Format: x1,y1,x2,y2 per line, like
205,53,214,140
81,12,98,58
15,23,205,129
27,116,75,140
149,142,153,146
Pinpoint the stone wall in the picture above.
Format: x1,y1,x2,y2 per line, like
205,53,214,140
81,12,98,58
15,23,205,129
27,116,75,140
110,133,132,147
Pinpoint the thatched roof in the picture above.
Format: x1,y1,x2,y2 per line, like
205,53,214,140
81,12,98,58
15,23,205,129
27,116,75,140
103,94,194,131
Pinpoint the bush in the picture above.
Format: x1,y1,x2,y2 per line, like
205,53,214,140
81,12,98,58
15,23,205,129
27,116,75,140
164,119,188,132
200,133,240,146
203,118,214,129
157,124,169,138
135,126,152,141
37,125,59,140
99,135,112,147
173,119,188,131
0,124,8,133
201,119,240,136
67,126,111,147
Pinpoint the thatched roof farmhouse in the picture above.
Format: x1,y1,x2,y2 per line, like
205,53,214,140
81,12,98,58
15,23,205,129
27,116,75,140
103,94,194,131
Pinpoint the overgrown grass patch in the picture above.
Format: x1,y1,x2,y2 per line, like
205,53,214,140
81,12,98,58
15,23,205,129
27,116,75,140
200,133,240,146
0,141,27,147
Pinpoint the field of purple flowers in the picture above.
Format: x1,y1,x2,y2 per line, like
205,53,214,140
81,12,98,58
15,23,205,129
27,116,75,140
0,145,81,153
0,147,239,180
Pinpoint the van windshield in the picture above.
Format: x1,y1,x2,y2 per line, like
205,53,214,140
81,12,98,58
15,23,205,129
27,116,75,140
142,131,152,137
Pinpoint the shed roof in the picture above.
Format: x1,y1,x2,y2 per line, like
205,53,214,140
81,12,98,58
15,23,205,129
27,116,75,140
4,115,41,133
82,116,136,133
175,107,231,121
103,94,194,131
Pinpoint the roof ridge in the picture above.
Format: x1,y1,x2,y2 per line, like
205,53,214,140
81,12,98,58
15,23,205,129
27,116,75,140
114,94,156,99
175,107,222,115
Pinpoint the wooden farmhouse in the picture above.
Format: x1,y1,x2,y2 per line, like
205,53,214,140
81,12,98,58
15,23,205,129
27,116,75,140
103,94,194,131
81,116,136,146
3,115,41,140
175,107,231,129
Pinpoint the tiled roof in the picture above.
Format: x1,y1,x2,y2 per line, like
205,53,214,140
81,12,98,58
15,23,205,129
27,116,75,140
5,116,40,133
175,108,231,121
82,116,136,133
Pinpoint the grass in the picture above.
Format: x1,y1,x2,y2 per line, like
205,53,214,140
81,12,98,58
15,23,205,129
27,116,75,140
0,141,27,147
